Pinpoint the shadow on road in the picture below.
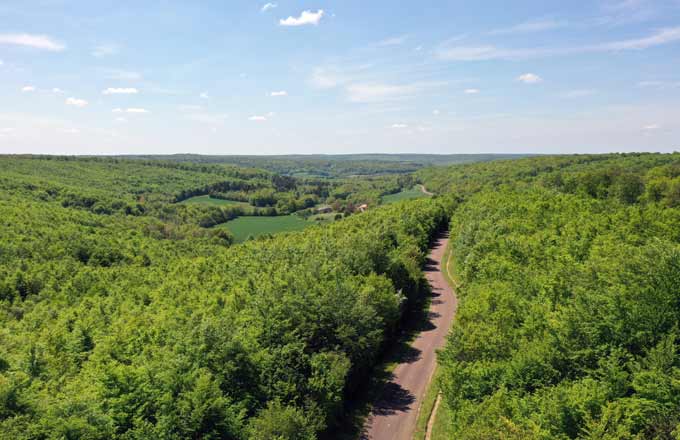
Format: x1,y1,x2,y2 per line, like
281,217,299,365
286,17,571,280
326,230,451,440
371,381,416,416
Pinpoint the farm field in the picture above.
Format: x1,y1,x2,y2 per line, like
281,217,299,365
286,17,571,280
179,194,253,208
382,186,430,204
217,214,312,242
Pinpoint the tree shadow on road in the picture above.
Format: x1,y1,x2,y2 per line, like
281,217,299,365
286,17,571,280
327,232,450,439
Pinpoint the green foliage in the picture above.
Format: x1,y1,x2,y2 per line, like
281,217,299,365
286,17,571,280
423,153,680,439
0,155,448,439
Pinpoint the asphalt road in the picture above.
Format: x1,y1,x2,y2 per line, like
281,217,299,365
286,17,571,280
362,233,457,440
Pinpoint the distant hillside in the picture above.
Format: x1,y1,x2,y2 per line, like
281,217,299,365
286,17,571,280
118,153,534,177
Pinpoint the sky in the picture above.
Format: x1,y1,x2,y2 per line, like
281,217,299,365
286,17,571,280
1,0,680,155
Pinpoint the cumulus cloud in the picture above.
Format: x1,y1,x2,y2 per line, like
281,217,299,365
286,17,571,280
642,123,661,130
391,123,408,128
103,87,139,95
52,88,64,94
21,86,36,92
248,115,267,121
280,10,324,26
0,33,65,51
436,27,680,61
464,88,480,94
200,92,210,99
261,2,277,12
66,97,88,107
270,90,288,97
517,73,542,84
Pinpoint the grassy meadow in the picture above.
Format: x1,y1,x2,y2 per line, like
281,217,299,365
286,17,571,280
217,214,312,242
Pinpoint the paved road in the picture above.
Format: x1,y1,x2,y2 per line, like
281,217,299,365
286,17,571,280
362,233,457,440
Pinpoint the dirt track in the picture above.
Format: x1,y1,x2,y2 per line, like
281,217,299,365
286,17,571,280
361,233,457,440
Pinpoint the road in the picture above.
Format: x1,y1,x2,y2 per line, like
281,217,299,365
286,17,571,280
418,184,434,196
361,233,457,440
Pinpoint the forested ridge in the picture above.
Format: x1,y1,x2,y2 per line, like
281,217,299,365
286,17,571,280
0,155,449,439
419,153,680,439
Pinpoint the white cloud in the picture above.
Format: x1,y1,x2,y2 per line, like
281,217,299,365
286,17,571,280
280,10,324,26
432,109,440,115
52,88,64,94
92,44,119,57
115,117,127,123
436,27,680,61
200,92,210,99
0,59,3,66
65,97,88,107
391,124,408,128
464,88,480,94
103,87,139,95
0,33,65,51
61,128,80,134
261,2,277,12
517,73,542,84
488,19,566,35
642,123,661,130
248,115,267,121
21,86,36,92
113,108,149,114
270,90,288,97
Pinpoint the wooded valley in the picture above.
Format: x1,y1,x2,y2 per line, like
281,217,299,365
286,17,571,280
1,153,680,439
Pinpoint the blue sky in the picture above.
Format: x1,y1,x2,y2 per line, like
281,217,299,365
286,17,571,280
1,0,680,155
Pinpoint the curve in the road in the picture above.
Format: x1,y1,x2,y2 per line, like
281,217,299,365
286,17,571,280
361,232,457,440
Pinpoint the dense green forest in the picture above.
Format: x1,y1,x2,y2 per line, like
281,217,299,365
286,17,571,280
0,155,449,439
120,154,530,178
3,153,680,439
419,153,680,439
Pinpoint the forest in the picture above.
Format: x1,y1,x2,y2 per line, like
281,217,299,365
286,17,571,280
0,155,448,439
2,153,680,439
418,153,680,439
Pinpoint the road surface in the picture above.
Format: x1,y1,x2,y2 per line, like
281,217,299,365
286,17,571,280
418,184,434,196
361,233,457,440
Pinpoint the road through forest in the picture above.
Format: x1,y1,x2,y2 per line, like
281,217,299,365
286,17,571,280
361,233,457,440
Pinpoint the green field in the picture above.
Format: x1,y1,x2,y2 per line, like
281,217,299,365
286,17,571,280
382,187,429,204
179,195,252,207
218,215,312,242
